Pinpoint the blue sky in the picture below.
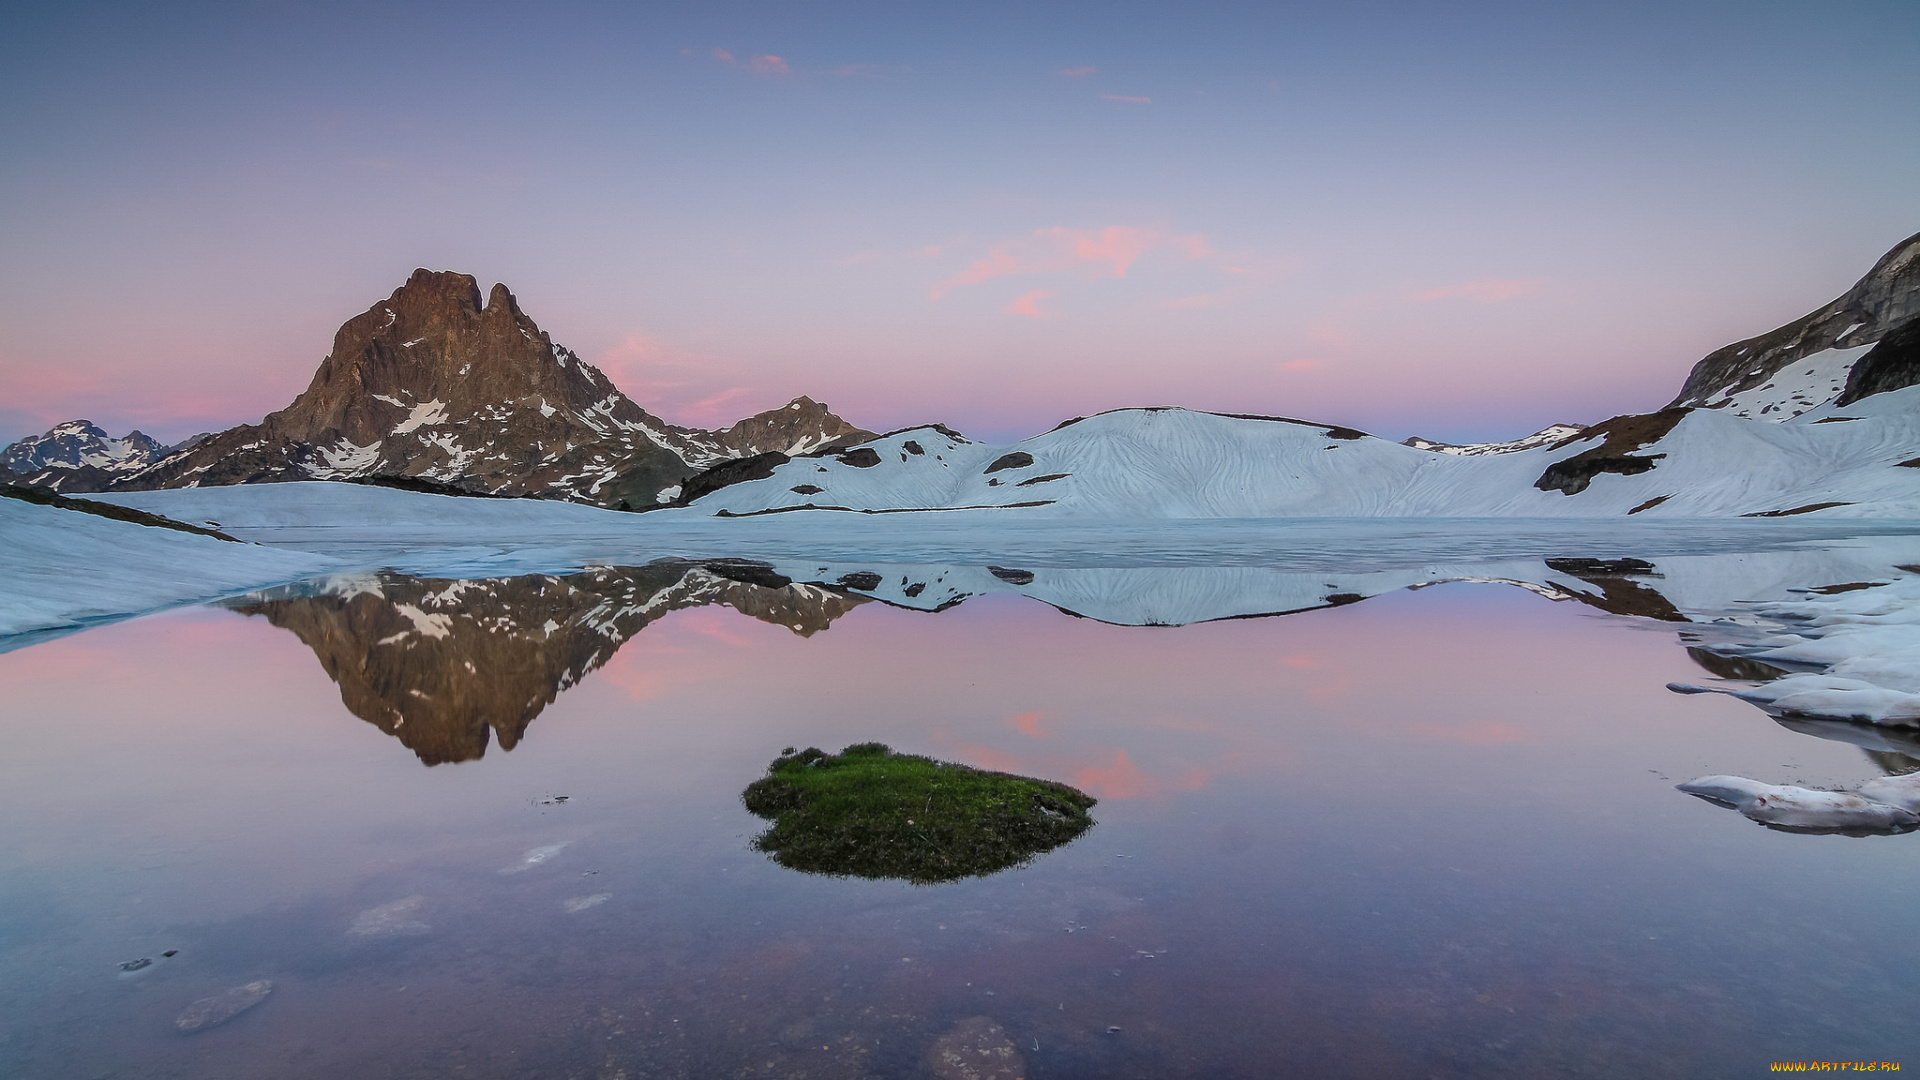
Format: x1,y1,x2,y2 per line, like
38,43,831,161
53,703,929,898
3,1,1916,445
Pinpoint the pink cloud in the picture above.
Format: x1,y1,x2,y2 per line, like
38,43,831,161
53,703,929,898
1006,288,1057,319
1410,278,1539,304
933,225,1211,297
1075,750,1157,800
1278,358,1324,373
708,49,791,76
1011,711,1047,738
1100,94,1151,103
1058,65,1097,77
593,332,760,426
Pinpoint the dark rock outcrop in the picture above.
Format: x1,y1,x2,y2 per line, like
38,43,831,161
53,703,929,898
1534,409,1688,495
669,451,790,507
1835,317,1920,406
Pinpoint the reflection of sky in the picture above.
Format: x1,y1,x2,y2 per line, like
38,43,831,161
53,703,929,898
2,3,1917,447
4,581,1920,1073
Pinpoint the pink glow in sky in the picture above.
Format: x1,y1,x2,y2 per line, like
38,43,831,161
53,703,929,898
1,3,1916,447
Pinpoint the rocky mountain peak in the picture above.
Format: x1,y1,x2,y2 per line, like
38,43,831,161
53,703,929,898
708,395,876,459
0,420,174,490
1670,231,1920,418
73,268,878,507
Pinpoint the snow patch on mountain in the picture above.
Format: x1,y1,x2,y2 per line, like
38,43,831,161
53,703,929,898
392,399,449,435
1705,344,1873,419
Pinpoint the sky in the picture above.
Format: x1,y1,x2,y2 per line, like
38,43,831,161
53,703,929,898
1,1,1916,447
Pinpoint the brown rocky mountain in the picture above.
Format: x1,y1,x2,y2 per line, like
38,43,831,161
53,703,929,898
228,560,868,765
71,269,872,506
1668,230,1920,418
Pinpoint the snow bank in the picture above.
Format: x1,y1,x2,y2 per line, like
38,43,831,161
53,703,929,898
0,498,338,646
1670,575,1920,725
678,393,1920,520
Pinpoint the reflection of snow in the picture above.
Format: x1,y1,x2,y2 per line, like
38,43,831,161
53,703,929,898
392,603,452,639
1672,577,1920,725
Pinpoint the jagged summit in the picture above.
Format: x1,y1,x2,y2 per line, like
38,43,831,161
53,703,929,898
60,269,872,507
1670,231,1920,419
705,395,874,460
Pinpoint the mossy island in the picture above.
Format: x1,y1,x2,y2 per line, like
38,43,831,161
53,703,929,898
741,743,1097,884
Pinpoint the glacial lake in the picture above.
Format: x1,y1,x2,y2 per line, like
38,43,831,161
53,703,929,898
5,523,1920,1078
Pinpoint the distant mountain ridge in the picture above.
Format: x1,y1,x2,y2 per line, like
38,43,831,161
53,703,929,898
7,233,1919,511
0,420,203,491
4,270,872,505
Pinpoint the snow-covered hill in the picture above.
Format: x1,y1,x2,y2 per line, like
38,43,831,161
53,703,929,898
679,389,1920,520
0,495,336,644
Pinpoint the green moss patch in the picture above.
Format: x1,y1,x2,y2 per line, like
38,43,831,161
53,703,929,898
742,743,1096,884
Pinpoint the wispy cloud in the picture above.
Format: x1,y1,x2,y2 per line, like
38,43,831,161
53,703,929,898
594,331,758,426
1099,94,1151,103
932,225,1212,298
1005,288,1057,319
700,47,791,76
1409,278,1539,304
1058,65,1097,77
1011,711,1047,738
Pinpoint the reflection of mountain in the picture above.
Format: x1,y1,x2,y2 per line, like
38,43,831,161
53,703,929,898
229,562,866,765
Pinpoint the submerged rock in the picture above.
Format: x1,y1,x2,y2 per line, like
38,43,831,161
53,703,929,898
926,1015,1026,1080
347,895,430,938
742,743,1095,884
174,980,273,1033
501,842,570,874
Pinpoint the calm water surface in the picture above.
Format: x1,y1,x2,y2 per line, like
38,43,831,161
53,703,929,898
3,556,1919,1079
